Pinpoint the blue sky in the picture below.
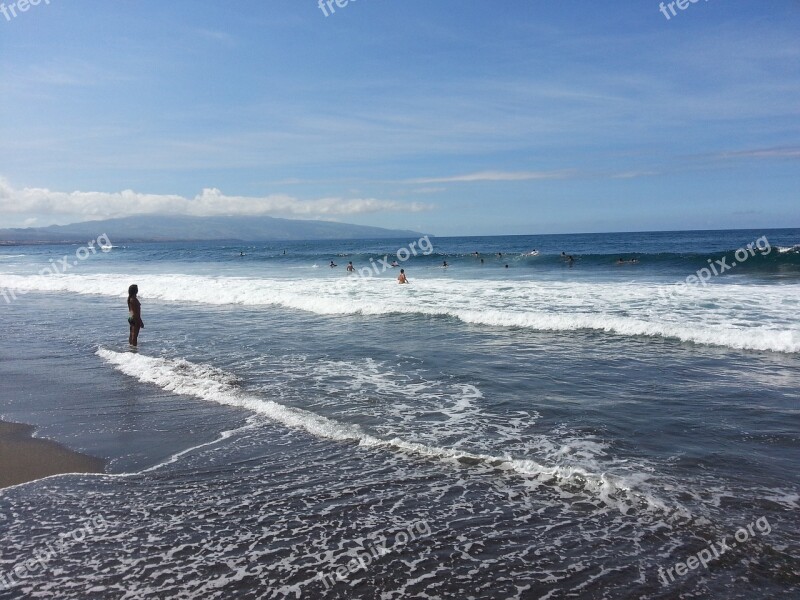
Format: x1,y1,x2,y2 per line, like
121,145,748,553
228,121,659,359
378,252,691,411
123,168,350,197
0,0,798,235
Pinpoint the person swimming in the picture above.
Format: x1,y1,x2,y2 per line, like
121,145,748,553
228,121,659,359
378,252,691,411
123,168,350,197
442,260,448,268
397,269,408,284
330,261,337,268
346,261,355,272
391,261,399,267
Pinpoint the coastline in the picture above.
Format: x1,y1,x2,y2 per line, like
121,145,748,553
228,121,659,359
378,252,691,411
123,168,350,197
0,420,105,490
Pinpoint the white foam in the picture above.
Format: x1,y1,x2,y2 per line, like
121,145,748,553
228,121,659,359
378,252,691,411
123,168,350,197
3,272,797,353
95,348,686,517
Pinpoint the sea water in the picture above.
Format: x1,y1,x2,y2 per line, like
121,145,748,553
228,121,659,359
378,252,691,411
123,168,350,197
0,229,798,598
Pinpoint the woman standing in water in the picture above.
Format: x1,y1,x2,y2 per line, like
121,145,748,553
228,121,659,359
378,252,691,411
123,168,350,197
127,284,144,346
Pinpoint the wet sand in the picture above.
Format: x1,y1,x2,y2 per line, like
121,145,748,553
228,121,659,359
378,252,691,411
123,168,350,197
0,421,104,489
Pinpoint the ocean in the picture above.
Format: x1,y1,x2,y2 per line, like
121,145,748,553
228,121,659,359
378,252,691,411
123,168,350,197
0,228,798,599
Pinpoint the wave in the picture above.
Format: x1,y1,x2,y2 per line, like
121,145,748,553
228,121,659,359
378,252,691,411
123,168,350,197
4,272,799,353
95,348,686,518
6,274,800,353
276,246,800,273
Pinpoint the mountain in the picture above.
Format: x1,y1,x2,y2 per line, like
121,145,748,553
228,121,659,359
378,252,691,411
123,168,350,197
0,215,425,243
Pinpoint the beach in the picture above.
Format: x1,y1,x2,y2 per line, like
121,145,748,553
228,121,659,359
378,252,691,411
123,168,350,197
0,230,798,598
0,421,104,490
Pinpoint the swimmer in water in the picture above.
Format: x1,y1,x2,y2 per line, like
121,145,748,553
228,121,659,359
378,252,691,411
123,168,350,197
443,260,448,268
346,261,355,272
391,261,399,267
330,261,337,268
397,269,408,284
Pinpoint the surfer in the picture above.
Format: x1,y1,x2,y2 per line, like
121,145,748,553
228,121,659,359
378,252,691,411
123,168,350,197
127,284,144,346
443,260,448,268
347,262,355,272
397,269,408,284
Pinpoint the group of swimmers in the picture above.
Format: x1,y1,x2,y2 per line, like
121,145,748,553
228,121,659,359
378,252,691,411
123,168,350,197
129,247,644,345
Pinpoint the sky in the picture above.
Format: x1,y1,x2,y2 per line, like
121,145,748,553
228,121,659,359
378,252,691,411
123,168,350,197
0,0,798,236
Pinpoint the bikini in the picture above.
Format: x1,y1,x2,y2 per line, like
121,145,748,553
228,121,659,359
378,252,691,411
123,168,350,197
128,299,138,326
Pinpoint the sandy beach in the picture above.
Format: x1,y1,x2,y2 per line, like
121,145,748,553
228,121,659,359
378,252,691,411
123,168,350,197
0,420,104,489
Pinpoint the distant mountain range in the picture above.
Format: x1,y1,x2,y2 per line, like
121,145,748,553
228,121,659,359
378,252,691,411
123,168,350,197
0,215,425,243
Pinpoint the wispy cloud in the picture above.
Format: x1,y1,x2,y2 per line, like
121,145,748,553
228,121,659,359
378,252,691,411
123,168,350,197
410,187,446,194
406,170,574,184
196,29,235,44
715,146,800,160
610,170,661,179
0,180,433,222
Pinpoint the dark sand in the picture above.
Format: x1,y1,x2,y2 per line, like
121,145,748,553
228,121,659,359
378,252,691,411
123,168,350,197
0,420,104,489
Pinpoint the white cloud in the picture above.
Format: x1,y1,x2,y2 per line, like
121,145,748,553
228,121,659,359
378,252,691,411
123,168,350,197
610,170,661,179
406,170,573,184
195,29,235,44
716,146,800,160
0,179,433,222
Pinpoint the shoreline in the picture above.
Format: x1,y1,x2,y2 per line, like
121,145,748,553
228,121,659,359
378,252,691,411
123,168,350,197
0,420,105,490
